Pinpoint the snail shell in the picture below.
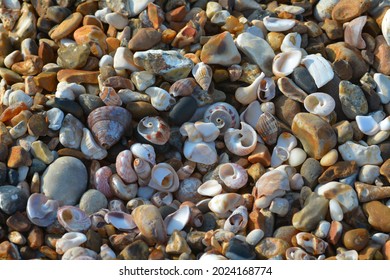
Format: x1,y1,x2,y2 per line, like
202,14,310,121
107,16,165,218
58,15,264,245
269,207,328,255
218,163,248,190
80,128,107,160
150,191,173,207
145,87,176,111
164,205,191,235
208,193,244,215
224,122,257,156
235,73,265,105
109,174,138,201
228,64,242,82
257,77,276,102
181,201,204,228
95,166,114,198
303,92,336,117
255,112,279,145
148,163,180,192
137,116,170,145
87,106,132,149
169,78,198,97
204,102,240,135
57,206,92,232
26,193,59,227
116,150,137,184
183,140,218,165
177,160,196,180
180,121,220,142
130,143,156,165
224,205,248,233
192,62,213,91
133,158,152,186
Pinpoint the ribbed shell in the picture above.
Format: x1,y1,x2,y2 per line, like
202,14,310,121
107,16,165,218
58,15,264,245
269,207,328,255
255,112,279,145
169,78,198,97
192,62,213,91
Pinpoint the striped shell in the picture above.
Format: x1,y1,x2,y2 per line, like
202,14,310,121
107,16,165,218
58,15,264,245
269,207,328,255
133,158,152,186
95,166,114,198
192,62,213,91
257,77,276,102
169,78,198,97
57,206,91,232
204,102,240,135
255,112,279,145
99,86,122,106
137,116,170,145
87,106,132,149
116,150,137,184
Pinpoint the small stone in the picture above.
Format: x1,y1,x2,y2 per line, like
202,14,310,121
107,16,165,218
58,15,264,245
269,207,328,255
30,141,54,164
363,201,390,232
246,229,264,246
166,230,191,255
6,212,31,232
12,55,43,76
27,226,44,250
291,66,317,94
338,141,383,166
339,80,368,119
119,240,149,260
0,241,21,260
59,113,84,149
197,213,217,232
113,47,140,72
57,69,99,84
0,186,28,215
374,35,390,75
333,121,354,144
126,101,158,120
316,182,359,213
57,44,90,69
7,146,32,168
73,25,107,57
358,165,380,184
292,113,337,160
343,228,370,251
0,68,23,85
383,241,390,260
27,114,48,137
320,18,343,40
358,241,382,260
266,32,285,52
85,229,102,252
105,12,128,30
318,161,358,183
8,231,26,245
331,0,370,23
300,158,323,188
40,246,58,260
79,189,108,215
78,94,105,115
130,71,155,91
225,238,256,260
255,237,290,259
168,96,197,126
128,28,162,51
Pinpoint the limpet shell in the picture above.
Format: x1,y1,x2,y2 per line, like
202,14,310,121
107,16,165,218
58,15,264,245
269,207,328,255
137,116,170,145
304,92,336,117
57,206,91,232
204,102,240,135
26,193,59,227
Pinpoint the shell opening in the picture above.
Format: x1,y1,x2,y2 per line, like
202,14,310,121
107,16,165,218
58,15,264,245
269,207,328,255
62,209,73,222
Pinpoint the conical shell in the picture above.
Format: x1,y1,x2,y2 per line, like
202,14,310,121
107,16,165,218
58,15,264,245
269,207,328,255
224,122,257,156
137,116,170,145
164,205,191,235
149,163,180,192
192,62,213,91
255,112,279,145
145,87,176,111
204,102,240,135
169,78,198,97
57,206,91,232
116,150,137,184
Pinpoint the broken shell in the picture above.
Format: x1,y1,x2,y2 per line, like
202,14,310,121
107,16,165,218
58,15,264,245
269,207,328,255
104,211,137,231
95,166,114,198
257,77,276,102
373,73,390,104
263,16,296,32
192,62,213,91
137,116,170,145
197,180,223,197
239,100,263,129
87,106,132,149
177,161,196,180
224,206,248,233
164,205,191,235
255,112,279,146
59,113,84,149
276,132,298,152
356,115,380,136
56,232,87,255
181,201,204,228
281,32,302,52
149,163,180,192
110,174,138,201
208,193,245,215
133,158,152,186
204,102,240,135
145,87,176,111
80,128,108,160
224,122,257,156
286,247,316,260
301,54,334,88
183,140,218,165
304,92,336,117
272,50,302,77
26,193,59,227
235,72,265,105
228,64,242,82
180,121,220,142
150,192,173,207
344,16,367,49
132,204,167,244
271,146,290,167
57,206,91,232
130,143,156,165
218,163,248,190
116,150,137,184
295,232,328,255
169,78,198,97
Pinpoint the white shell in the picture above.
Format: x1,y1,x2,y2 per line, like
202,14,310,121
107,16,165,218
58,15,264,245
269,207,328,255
218,163,248,190
180,121,219,142
304,92,336,116
224,122,257,156
356,115,380,136
199,252,228,260
271,146,290,167
239,101,263,129
133,158,152,186
344,16,367,49
379,117,390,131
56,232,87,255
164,205,191,235
224,206,248,233
197,180,223,197
281,32,302,52
301,54,334,88
46,108,64,131
272,50,302,77
276,132,297,151
192,62,213,91
382,9,390,46
257,77,276,102
263,16,296,32
80,128,108,160
208,193,244,215
130,143,156,165
260,102,275,115
149,163,180,192
104,211,137,231
235,72,265,105
145,87,176,111
373,73,390,104
329,199,343,222
183,141,218,165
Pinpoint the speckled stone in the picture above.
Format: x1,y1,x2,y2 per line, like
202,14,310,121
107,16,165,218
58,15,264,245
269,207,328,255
0,186,28,215
79,189,108,215
119,240,150,260
255,238,290,259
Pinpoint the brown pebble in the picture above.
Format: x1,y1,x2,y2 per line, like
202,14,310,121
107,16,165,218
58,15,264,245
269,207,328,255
109,233,137,252
103,76,134,91
106,37,121,53
318,160,358,183
358,241,382,260
7,146,32,168
0,241,21,260
38,42,56,65
11,55,43,76
0,68,23,84
380,159,390,182
363,201,390,232
126,101,159,120
39,245,58,260
331,0,370,23
49,12,83,40
255,237,290,259
27,114,48,137
27,226,44,250
128,28,162,51
343,228,369,251
373,35,390,75
327,221,343,245
6,212,31,232
57,69,99,84
57,148,86,160
83,15,104,30
383,240,390,260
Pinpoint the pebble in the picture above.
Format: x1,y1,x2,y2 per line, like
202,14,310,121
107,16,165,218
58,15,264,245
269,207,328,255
79,189,108,215
291,66,317,94
30,141,54,164
57,44,90,69
358,165,380,184
166,230,191,255
50,12,83,40
331,0,370,23
8,231,26,246
363,201,390,232
339,80,369,119
246,229,264,246
119,240,150,260
255,238,290,260
168,96,198,126
225,238,256,260
105,12,128,30
27,114,48,137
300,158,323,188
0,186,28,215
316,182,359,213
338,141,383,166
7,146,32,168
128,28,162,51
201,31,241,66
0,241,21,260
318,161,358,183
333,121,353,144
41,156,88,206
343,228,370,251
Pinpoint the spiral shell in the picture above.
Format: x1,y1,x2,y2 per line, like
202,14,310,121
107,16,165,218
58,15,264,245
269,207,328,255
130,143,156,165
255,112,279,145
192,62,213,91
303,92,336,117
95,166,114,198
151,191,173,207
228,64,242,82
145,87,176,111
149,163,180,192
133,158,152,186
116,150,137,184
204,102,240,135
56,232,87,255
224,122,257,156
181,201,204,228
26,193,59,227
80,128,108,160
57,206,92,232
104,211,137,231
137,116,170,145
224,206,248,233
177,160,196,180
257,77,276,102
87,106,132,149
218,163,248,190
208,193,245,215
169,78,198,97
235,73,265,105
109,174,138,201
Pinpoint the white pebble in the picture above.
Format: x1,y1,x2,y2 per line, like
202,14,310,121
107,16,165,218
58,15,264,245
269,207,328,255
105,12,128,30
131,71,156,91
290,173,304,191
380,116,390,131
336,250,358,260
288,147,307,167
358,165,380,184
47,108,64,131
99,55,114,68
18,166,29,182
313,220,330,239
210,10,231,25
55,89,75,100
56,232,87,255
206,1,222,19
329,199,343,222
269,197,289,216
8,90,33,108
356,115,380,136
114,47,139,72
95,7,111,23
246,229,264,246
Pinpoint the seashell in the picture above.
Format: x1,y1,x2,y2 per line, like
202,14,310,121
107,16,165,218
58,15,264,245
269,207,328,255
272,50,302,77
255,112,279,145
356,115,380,136
263,16,296,32
164,205,191,235
228,64,242,82
145,87,176,111
180,121,220,142
261,102,275,116
132,204,167,244
224,122,257,156
199,252,228,260
301,54,334,88
116,150,137,184
99,86,122,106
224,206,248,233
235,72,265,105
137,116,170,145
133,158,152,186
181,201,204,228
149,163,180,192
197,180,223,197
169,78,198,97
26,193,59,227
294,232,328,255
56,232,87,255
87,106,132,149
104,211,137,231
382,9,390,46
204,102,240,135
239,100,263,129
286,247,316,260
117,89,150,103
373,73,390,104
218,163,248,190
192,62,213,91
183,141,218,165
276,132,297,152
208,193,245,215
177,160,196,180
151,192,173,207
109,174,138,201
59,113,84,149
95,166,114,198
57,206,91,232
277,77,308,103
80,128,108,160
281,32,302,52
344,16,367,49
304,92,336,117
108,199,128,213
130,143,156,165
271,146,290,167
257,77,276,102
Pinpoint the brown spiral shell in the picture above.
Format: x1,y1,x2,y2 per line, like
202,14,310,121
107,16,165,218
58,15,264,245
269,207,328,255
116,150,138,184
255,112,279,145
87,106,132,149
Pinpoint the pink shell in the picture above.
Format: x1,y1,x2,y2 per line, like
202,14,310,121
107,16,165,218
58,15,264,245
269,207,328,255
116,150,138,183
95,166,114,198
